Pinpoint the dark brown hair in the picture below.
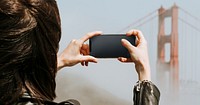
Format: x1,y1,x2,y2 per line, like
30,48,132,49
0,0,61,104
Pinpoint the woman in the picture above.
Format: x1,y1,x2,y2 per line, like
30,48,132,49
58,30,161,105
0,0,160,104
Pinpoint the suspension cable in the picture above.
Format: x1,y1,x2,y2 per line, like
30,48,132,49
179,17,200,33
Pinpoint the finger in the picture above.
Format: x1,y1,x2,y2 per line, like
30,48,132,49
80,31,102,44
81,62,84,66
136,38,140,46
80,55,98,63
82,50,89,66
121,39,136,53
80,49,87,56
81,44,88,49
126,30,145,42
81,61,89,66
80,50,87,66
86,44,90,55
85,62,89,66
118,57,133,62
81,44,90,55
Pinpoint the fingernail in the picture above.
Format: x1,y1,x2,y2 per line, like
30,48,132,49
121,39,125,42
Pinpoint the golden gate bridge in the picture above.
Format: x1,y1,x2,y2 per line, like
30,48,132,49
117,4,200,105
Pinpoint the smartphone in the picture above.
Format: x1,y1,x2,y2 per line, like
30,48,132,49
89,34,136,58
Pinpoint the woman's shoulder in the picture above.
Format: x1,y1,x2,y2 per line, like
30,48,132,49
13,92,80,105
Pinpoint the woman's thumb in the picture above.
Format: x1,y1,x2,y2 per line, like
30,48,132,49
81,55,98,63
121,39,135,53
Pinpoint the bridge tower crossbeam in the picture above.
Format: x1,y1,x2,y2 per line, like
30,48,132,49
157,4,179,91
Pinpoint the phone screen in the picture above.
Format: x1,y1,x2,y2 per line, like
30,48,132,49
89,34,136,58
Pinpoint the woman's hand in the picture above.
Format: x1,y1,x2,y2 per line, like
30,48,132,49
118,30,151,81
57,31,102,70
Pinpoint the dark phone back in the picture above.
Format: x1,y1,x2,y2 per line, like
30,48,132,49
89,34,136,58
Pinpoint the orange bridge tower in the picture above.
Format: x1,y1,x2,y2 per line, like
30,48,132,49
157,4,179,91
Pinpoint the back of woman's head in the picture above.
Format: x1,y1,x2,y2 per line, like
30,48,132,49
0,0,61,104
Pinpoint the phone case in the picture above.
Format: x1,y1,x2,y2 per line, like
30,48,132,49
89,34,136,58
